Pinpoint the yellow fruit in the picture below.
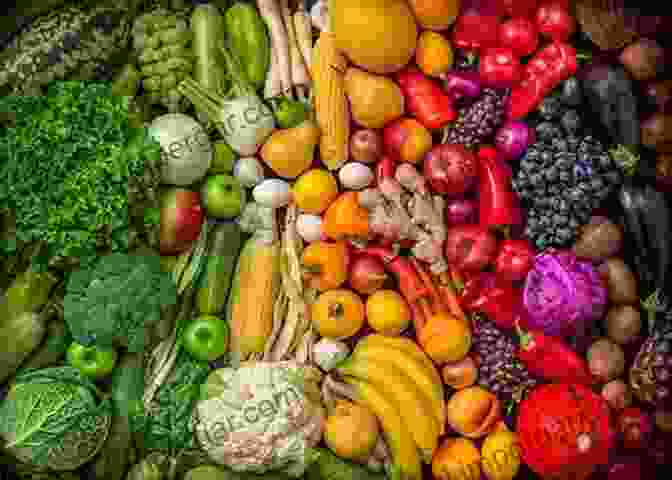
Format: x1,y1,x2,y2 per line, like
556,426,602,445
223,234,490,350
419,312,472,364
432,437,481,480
312,289,365,339
324,400,380,461
293,169,339,214
365,290,411,335
407,0,460,31
333,0,418,75
416,31,454,77
481,430,521,480
344,67,405,129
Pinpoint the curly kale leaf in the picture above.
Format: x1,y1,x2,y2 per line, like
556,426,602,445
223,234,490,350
64,252,177,352
0,367,112,468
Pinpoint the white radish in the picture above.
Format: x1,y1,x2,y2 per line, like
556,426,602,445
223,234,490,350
253,178,292,208
296,214,323,243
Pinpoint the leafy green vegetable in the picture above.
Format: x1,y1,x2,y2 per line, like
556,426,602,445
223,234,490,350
0,81,162,269
140,349,210,453
63,252,177,352
0,366,112,470
305,448,386,480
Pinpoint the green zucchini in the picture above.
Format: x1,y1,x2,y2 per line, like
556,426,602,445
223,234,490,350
224,2,270,90
195,222,243,316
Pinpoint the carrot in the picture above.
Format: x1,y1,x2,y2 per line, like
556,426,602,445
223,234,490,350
438,272,467,322
411,258,447,314
257,0,293,97
409,301,426,335
450,266,464,293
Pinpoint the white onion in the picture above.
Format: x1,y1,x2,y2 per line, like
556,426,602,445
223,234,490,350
252,179,292,208
233,156,265,187
338,162,373,190
296,214,323,243
312,338,350,372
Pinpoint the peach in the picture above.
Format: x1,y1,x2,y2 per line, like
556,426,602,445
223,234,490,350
383,118,433,164
446,386,501,438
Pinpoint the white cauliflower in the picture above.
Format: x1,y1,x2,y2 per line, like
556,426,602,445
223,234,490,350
194,361,325,477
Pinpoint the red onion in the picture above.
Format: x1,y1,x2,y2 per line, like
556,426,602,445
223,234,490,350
423,144,478,196
442,71,482,104
349,255,388,295
643,80,672,113
494,120,535,161
445,198,477,225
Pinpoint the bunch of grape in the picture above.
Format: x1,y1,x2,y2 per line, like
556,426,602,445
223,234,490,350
445,88,507,148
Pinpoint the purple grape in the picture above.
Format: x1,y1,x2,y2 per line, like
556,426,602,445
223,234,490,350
653,353,666,367
656,368,671,382
656,386,669,400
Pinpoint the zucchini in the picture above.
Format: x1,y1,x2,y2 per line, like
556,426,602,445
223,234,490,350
195,222,244,315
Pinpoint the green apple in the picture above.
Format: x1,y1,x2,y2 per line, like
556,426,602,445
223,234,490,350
201,174,246,219
182,315,229,362
209,140,237,174
66,342,118,380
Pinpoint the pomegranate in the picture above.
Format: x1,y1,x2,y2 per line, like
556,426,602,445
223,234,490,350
517,383,615,480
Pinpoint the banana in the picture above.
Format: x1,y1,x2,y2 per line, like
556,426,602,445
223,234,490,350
338,357,440,462
344,376,423,480
354,336,445,434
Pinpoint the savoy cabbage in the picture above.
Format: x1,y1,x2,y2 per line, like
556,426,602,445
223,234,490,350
63,252,177,352
0,366,112,471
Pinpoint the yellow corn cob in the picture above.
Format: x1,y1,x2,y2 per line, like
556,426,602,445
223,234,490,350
311,31,349,171
226,235,281,364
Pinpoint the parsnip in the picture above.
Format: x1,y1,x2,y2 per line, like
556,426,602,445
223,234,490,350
280,0,310,99
257,0,293,97
293,8,313,73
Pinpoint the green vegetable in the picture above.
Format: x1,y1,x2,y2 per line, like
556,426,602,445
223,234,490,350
196,222,244,315
0,81,162,269
112,64,143,98
0,366,112,471
140,349,210,452
184,465,295,480
66,342,118,380
211,140,238,174
273,98,310,129
63,252,177,353
14,317,71,376
191,4,229,97
224,2,271,90
305,448,387,480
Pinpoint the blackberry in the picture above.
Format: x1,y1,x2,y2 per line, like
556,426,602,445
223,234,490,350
472,316,538,405
560,77,582,106
535,122,561,142
560,110,582,135
445,88,507,148
538,97,563,120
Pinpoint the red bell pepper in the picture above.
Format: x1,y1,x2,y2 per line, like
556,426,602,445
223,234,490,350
515,321,594,385
396,68,457,130
479,47,523,88
494,239,535,282
477,146,523,235
451,10,500,59
461,272,525,330
506,41,577,119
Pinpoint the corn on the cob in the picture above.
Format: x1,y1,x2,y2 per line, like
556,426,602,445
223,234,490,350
311,31,349,171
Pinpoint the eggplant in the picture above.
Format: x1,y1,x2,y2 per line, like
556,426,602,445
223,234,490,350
580,64,640,151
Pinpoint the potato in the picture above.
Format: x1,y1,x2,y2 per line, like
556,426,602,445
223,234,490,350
605,304,642,344
573,219,623,261
599,257,638,304
587,338,626,383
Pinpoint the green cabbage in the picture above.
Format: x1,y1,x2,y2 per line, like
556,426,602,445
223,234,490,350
0,366,112,471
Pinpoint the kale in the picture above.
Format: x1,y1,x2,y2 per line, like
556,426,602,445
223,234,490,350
63,252,177,353
0,81,161,269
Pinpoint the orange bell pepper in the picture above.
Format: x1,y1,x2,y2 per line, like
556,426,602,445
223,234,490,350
301,241,349,291
322,191,370,241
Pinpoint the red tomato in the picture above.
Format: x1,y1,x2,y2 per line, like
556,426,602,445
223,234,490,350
498,0,538,17
535,1,576,41
479,47,523,88
499,17,539,57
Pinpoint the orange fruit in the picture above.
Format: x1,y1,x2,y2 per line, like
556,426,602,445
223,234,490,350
419,312,472,364
312,289,365,339
365,290,411,336
292,169,339,214
407,0,461,31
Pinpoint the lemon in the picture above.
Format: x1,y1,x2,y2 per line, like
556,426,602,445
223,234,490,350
292,169,339,214
481,430,521,480
366,290,411,336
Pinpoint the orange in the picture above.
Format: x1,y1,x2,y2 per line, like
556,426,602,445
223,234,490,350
416,31,454,78
407,0,461,31
419,312,472,364
292,169,339,215
312,289,365,339
365,290,411,336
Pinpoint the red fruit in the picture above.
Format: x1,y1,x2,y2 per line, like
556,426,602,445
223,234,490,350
535,1,576,42
159,187,204,255
499,17,539,58
497,0,538,17
423,144,478,196
517,383,615,480
349,255,389,295
445,225,498,271
618,407,653,450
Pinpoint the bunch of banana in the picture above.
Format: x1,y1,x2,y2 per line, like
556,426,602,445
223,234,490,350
335,334,446,480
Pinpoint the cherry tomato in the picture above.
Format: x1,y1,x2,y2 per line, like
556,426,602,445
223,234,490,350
498,0,538,18
499,17,539,57
535,1,576,42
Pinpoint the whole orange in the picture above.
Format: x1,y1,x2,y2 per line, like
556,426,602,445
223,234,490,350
365,290,411,336
419,312,472,364
312,289,365,339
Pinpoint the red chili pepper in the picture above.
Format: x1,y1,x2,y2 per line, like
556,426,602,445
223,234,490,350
460,273,524,330
396,68,457,130
375,155,396,187
356,245,429,304
506,42,577,119
494,239,535,282
515,321,594,385
451,10,500,57
477,146,523,235
479,48,523,88
535,0,576,42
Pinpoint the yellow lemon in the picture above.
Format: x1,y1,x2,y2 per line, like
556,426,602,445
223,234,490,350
366,290,411,336
292,169,339,214
481,430,521,480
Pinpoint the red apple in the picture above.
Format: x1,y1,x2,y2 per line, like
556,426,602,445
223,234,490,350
383,118,433,165
445,224,498,271
423,144,478,196
160,187,204,255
